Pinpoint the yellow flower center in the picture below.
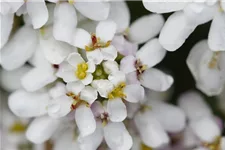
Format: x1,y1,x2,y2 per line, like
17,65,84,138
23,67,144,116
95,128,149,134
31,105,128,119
9,121,27,133
203,136,222,150
85,34,111,51
141,143,153,150
108,82,126,99
208,52,221,69
75,63,88,80
68,0,74,4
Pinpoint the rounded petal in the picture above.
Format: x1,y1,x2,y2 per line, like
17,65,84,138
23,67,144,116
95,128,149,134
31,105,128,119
107,1,130,33
67,53,84,68
86,49,103,64
129,14,164,44
136,38,166,68
124,84,144,103
26,0,48,29
143,0,189,13
49,82,67,99
91,101,105,118
108,71,126,86
0,65,31,92
159,11,197,51
140,68,174,91
8,90,49,118
1,26,38,70
96,20,117,42
21,67,57,92
53,3,77,44
107,98,127,122
81,73,93,85
74,1,110,21
48,95,73,118
26,116,60,144
190,117,221,143
91,79,114,98
72,28,91,49
103,60,119,74
66,81,84,95
178,91,212,121
0,13,14,49
87,61,96,73
208,11,225,51
80,86,98,104
75,105,96,137
101,45,118,61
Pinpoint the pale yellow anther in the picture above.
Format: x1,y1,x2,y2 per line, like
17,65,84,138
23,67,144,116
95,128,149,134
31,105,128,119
108,82,126,99
141,143,153,150
75,63,88,79
40,27,45,36
208,52,221,69
9,121,27,133
203,136,222,150
68,0,74,4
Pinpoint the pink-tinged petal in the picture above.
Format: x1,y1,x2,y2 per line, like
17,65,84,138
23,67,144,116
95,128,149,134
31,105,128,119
136,38,166,68
91,101,105,118
120,55,136,74
140,68,174,92
26,0,48,29
75,105,96,137
26,116,60,144
72,28,91,49
126,71,140,85
107,98,127,122
124,84,144,103
129,14,164,44
53,3,77,44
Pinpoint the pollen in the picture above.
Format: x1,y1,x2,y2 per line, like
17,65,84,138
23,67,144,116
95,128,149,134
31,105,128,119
68,0,74,4
9,121,27,133
202,136,222,150
208,52,221,69
85,34,111,51
108,82,126,99
75,63,88,80
141,143,153,150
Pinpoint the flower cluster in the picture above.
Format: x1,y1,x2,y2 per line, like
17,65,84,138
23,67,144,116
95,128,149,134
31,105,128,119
0,0,225,150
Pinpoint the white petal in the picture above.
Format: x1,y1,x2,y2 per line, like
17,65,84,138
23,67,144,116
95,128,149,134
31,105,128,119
6,0,24,13
134,111,169,148
1,26,38,70
108,71,126,86
40,27,74,65
91,101,105,117
78,19,97,33
103,60,119,74
86,49,104,64
81,73,93,85
143,0,189,13
87,61,96,73
124,84,144,103
57,70,78,83
151,102,186,133
49,82,67,99
74,1,110,21
107,98,127,122
108,1,130,33
136,38,166,68
53,3,77,44
26,116,60,144
0,1,12,15
72,28,91,49
96,20,117,43
26,0,48,29
104,122,126,149
0,13,14,49
67,53,84,68
159,11,197,51
208,11,225,51
129,14,164,44
140,68,174,91
45,3,55,26
75,105,96,137
126,71,140,85
21,67,57,92
114,129,133,150
101,45,118,61
80,86,98,104
48,95,73,118
66,81,85,95
0,65,31,92
120,55,136,74
91,79,114,98
78,121,103,150
178,91,212,121
8,90,49,118
190,117,221,143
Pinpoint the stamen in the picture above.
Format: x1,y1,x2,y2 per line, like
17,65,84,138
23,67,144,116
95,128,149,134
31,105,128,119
219,0,224,12
68,0,74,4
85,34,111,51
75,63,88,80
9,121,27,133
141,143,153,150
135,59,147,77
202,136,222,150
208,52,221,69
108,82,126,99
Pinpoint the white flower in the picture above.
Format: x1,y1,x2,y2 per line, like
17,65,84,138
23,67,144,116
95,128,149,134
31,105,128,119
72,20,117,64
56,53,95,85
91,101,133,150
120,38,174,91
47,81,97,137
187,40,225,96
92,71,144,122
143,0,225,51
